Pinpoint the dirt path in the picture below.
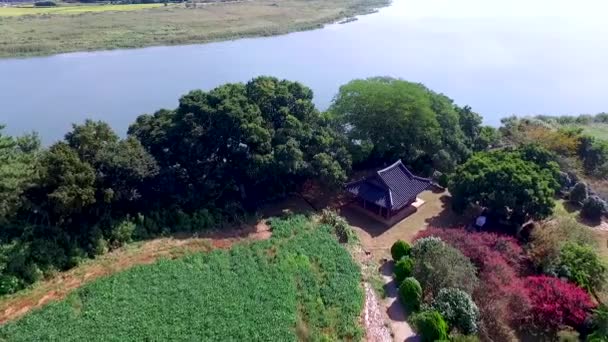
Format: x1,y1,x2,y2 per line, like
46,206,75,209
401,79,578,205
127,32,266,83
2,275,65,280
343,190,451,341
0,221,271,324
362,283,392,342
380,262,419,342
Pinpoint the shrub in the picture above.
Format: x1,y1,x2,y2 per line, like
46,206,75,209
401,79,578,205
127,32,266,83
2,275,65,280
558,242,607,293
319,209,355,243
410,310,449,342
412,237,477,297
587,304,608,342
416,227,525,272
432,171,449,188
391,240,411,261
411,236,445,257
394,256,414,284
449,334,480,342
109,219,136,248
432,288,479,334
524,276,595,333
582,196,607,221
34,1,56,6
570,182,589,204
557,329,579,342
0,275,22,295
399,277,422,311
528,218,597,274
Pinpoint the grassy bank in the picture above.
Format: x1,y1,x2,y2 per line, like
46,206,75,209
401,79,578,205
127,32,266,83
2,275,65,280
0,0,390,58
0,4,163,17
0,216,364,341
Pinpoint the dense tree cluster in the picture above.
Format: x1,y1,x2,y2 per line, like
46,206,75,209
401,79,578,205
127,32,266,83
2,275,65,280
328,77,493,175
1,76,489,293
449,148,559,225
129,77,351,211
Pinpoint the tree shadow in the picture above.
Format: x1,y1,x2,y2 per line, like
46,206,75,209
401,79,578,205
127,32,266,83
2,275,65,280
562,200,580,214
577,215,603,228
387,298,407,322
424,194,468,228
339,206,392,238
383,279,398,299
405,336,422,342
379,260,394,276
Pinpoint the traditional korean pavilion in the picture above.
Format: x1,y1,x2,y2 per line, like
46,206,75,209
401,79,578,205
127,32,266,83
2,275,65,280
346,160,432,220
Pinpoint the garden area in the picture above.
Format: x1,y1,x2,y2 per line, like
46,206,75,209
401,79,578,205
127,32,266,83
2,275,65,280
388,217,608,341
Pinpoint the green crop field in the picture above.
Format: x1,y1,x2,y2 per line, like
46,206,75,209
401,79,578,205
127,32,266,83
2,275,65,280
0,4,163,17
0,216,364,341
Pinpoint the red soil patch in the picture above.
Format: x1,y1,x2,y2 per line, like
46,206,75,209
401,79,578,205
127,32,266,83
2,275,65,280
0,222,272,325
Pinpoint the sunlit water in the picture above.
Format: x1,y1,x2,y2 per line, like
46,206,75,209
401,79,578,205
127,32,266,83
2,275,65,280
1,0,607,144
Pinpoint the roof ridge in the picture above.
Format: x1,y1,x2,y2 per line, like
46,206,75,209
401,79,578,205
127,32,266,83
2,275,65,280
376,159,404,175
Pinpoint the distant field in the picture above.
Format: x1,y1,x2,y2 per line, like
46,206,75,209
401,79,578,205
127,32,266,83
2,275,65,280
0,0,389,58
0,216,364,341
0,4,162,16
579,123,608,141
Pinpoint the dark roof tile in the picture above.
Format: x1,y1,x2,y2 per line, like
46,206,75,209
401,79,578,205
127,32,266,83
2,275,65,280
346,160,431,210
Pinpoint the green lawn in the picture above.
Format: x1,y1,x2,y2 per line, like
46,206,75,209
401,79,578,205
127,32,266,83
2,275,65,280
0,4,163,17
0,216,363,341
564,124,608,141
581,124,608,141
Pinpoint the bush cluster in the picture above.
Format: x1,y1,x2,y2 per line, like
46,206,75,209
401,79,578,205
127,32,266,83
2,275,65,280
432,288,479,335
524,276,595,332
319,209,356,243
394,257,414,284
34,1,56,6
399,277,422,311
411,236,478,297
410,310,449,342
390,240,411,261
582,196,608,221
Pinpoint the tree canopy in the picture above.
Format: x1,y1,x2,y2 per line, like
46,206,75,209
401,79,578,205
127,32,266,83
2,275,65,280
328,77,485,174
129,76,351,209
449,150,558,224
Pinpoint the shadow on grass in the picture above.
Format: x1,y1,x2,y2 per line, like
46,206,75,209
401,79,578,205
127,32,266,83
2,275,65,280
562,200,580,213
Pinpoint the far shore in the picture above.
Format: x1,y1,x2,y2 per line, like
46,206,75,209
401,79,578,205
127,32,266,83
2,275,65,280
0,0,390,59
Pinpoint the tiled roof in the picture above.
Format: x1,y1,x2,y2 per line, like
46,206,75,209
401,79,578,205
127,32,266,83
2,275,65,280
345,160,432,211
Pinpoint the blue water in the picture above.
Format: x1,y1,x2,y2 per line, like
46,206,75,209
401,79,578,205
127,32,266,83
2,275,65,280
1,0,607,144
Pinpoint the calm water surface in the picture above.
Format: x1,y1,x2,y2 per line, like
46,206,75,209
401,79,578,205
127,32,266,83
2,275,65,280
1,0,607,144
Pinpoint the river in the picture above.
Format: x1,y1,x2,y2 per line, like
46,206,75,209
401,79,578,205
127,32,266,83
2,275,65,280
1,0,607,144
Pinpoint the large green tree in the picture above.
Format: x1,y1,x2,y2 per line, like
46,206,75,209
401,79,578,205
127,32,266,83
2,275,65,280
129,76,351,209
66,120,158,207
329,77,477,173
0,126,40,225
449,150,558,224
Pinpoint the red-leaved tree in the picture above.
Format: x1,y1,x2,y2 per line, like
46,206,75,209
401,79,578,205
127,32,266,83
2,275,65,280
524,276,595,332
415,228,531,340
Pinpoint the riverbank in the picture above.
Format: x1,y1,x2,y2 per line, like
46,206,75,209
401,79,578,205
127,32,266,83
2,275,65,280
0,0,390,58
